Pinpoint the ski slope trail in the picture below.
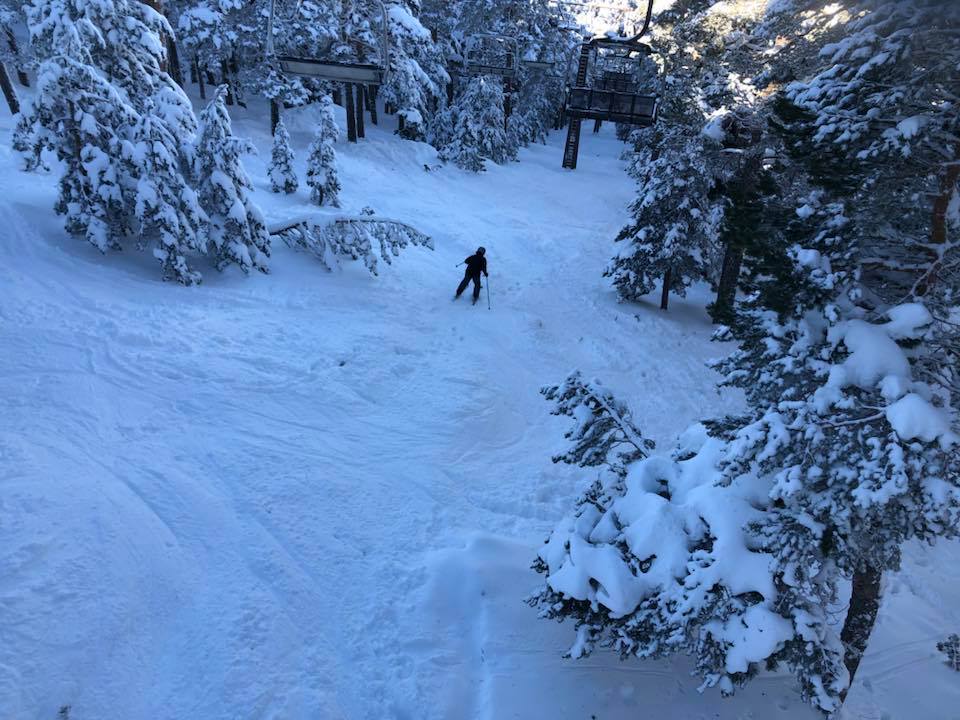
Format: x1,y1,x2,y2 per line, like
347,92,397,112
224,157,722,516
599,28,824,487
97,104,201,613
2,104,958,720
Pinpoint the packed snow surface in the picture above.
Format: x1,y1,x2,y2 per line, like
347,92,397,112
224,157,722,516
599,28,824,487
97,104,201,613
2,100,959,720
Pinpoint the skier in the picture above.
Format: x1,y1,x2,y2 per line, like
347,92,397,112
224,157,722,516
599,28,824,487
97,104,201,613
454,247,488,305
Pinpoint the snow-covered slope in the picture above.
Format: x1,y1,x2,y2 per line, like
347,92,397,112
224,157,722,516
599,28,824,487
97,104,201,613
1,100,958,720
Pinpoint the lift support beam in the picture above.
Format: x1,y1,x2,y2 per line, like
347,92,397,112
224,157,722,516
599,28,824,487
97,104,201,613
562,44,592,170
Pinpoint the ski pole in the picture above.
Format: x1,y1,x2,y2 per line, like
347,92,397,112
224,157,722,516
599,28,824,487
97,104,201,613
486,275,491,310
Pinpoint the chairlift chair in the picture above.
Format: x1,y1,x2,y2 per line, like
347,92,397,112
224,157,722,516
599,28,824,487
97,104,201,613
561,0,658,169
459,33,519,79
266,0,390,85
521,59,555,72
598,51,637,76
596,71,638,93
566,88,656,124
564,42,656,125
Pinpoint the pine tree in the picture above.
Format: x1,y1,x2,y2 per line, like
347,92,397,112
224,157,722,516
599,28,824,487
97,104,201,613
268,115,298,194
533,2,960,714
17,0,203,282
741,0,960,698
378,0,448,142
0,4,31,89
0,6,24,114
606,119,721,309
604,0,765,311
708,192,959,708
129,103,207,283
173,0,260,105
435,76,514,172
193,87,270,274
306,94,341,207
423,0,577,152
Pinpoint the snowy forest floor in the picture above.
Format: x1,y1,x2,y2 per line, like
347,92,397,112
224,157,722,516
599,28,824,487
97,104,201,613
2,97,959,720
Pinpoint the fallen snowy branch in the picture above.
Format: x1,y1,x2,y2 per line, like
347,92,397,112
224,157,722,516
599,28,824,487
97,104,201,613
541,371,654,476
268,213,433,275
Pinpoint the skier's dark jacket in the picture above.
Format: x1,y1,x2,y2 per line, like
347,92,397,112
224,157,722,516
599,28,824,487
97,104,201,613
464,254,488,278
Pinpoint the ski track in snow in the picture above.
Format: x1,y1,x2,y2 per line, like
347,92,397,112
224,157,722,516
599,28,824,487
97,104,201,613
1,101,959,720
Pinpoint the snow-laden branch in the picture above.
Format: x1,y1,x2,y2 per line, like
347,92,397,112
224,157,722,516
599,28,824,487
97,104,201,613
269,212,433,275
541,371,654,476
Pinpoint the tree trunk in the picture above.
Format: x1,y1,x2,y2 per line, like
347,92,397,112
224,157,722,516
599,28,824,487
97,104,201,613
503,77,512,128
660,267,672,310
6,30,28,87
711,243,743,324
270,99,280,135
195,57,206,99
354,84,365,139
398,114,405,134
839,566,882,703
593,119,602,133
446,82,454,104
367,85,378,125
345,82,357,143
221,59,234,105
931,155,960,245
332,87,342,106
166,36,183,87
0,62,20,115
919,150,960,294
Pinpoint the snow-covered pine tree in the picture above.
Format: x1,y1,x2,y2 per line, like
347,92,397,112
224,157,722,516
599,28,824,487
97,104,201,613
530,419,825,697
268,115,298,194
781,0,960,303
0,4,30,89
17,0,204,282
510,71,558,147
534,4,960,713
606,118,721,309
377,0,448,142
30,42,132,250
708,194,959,710
607,0,780,307
435,76,515,172
707,118,781,325
306,94,341,207
128,102,207,283
604,0,768,311
744,0,960,698
532,193,957,713
0,6,25,114
170,0,313,110
939,634,960,672
173,0,253,105
424,0,575,152
193,86,270,274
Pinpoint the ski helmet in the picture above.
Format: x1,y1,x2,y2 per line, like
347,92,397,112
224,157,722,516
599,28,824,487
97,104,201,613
477,246,486,255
